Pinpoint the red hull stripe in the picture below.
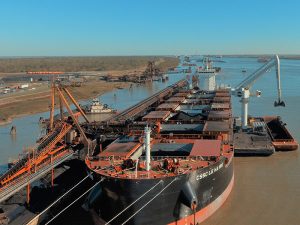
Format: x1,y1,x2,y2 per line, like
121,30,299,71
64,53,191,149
168,174,234,225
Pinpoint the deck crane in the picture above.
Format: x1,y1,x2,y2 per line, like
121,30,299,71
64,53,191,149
231,55,285,129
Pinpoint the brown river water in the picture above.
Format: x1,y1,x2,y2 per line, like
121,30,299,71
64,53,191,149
203,151,300,225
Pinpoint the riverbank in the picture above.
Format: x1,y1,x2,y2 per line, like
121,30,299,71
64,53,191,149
0,80,129,126
0,56,178,125
0,56,178,73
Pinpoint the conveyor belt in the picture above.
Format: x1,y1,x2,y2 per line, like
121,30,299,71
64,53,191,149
110,79,187,123
0,151,74,203
0,122,72,187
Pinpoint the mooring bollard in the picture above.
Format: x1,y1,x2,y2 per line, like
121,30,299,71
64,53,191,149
10,125,16,135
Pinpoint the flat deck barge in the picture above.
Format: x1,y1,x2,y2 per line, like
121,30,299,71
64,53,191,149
234,118,275,156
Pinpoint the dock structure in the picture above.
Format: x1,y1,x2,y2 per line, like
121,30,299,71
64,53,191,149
0,79,189,205
0,82,90,204
0,122,74,203
0,151,73,203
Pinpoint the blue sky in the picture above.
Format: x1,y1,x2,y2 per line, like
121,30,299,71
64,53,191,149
0,0,299,56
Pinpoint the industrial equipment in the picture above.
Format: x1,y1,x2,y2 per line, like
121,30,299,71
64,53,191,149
231,55,285,129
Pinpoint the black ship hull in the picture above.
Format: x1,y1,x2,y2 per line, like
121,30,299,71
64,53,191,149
86,156,234,225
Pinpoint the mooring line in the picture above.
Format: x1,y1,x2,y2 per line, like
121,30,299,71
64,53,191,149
105,179,163,225
28,165,110,224
45,178,104,225
121,178,178,225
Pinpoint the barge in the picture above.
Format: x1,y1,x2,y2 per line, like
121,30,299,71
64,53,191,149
233,117,275,156
263,116,298,151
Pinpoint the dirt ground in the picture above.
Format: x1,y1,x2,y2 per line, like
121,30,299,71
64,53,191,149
0,80,129,125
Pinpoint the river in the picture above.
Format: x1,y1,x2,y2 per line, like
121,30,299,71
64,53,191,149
1,56,300,225
203,58,300,225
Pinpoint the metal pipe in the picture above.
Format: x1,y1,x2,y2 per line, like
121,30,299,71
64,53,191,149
49,82,55,130
135,158,139,178
144,126,151,171
56,87,90,153
241,89,250,129
274,55,285,106
275,55,281,102
62,87,90,123
59,96,64,121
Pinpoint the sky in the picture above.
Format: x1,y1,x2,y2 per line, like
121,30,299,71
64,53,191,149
0,0,299,56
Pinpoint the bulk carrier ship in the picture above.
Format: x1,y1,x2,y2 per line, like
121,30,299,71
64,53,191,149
85,78,234,224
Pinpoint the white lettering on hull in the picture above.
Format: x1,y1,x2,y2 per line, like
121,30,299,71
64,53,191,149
196,163,223,181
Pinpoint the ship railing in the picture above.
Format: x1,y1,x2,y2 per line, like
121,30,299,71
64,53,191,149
95,155,206,162
140,156,190,161
272,138,295,142
163,120,206,124
159,134,218,139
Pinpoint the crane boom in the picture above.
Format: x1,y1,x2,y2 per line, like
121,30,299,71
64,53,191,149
233,54,285,106
274,55,284,106
232,55,285,129
236,56,275,89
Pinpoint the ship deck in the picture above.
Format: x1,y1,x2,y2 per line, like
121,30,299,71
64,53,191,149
234,131,275,156
86,87,234,179
87,139,233,179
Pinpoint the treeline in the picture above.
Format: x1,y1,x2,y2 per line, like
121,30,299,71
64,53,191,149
0,56,178,73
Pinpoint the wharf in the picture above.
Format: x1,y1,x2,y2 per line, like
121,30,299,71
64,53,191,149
0,151,74,203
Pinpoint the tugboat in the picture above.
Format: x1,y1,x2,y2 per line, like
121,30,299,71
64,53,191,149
85,98,116,114
161,74,169,82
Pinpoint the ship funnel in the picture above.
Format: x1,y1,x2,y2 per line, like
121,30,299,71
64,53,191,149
144,126,151,171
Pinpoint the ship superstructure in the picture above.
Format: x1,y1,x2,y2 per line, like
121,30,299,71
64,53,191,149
196,57,218,91
85,98,116,114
